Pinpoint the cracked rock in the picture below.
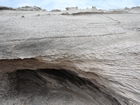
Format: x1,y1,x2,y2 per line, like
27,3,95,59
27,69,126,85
0,7,140,105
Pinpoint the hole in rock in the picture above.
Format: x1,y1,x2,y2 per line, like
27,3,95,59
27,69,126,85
0,69,121,105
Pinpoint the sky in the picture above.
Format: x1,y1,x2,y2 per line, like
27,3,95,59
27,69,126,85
0,0,140,10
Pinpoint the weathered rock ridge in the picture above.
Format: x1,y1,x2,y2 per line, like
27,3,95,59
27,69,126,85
0,8,140,105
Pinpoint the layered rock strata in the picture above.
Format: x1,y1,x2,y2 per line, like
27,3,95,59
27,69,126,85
0,8,140,105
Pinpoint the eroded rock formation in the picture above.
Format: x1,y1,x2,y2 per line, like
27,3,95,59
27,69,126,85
0,6,15,10
0,6,140,105
17,6,45,11
0,69,121,105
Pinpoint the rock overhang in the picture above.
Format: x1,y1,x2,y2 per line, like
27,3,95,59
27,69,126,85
0,8,140,105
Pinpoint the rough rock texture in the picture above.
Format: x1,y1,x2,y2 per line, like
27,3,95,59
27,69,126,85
0,6,15,10
66,7,78,11
0,7,140,105
0,69,121,105
17,6,44,11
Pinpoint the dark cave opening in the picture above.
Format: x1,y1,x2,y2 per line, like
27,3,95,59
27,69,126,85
16,69,100,94
0,69,121,105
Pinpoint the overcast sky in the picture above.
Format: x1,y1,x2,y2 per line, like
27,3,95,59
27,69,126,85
0,0,140,10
